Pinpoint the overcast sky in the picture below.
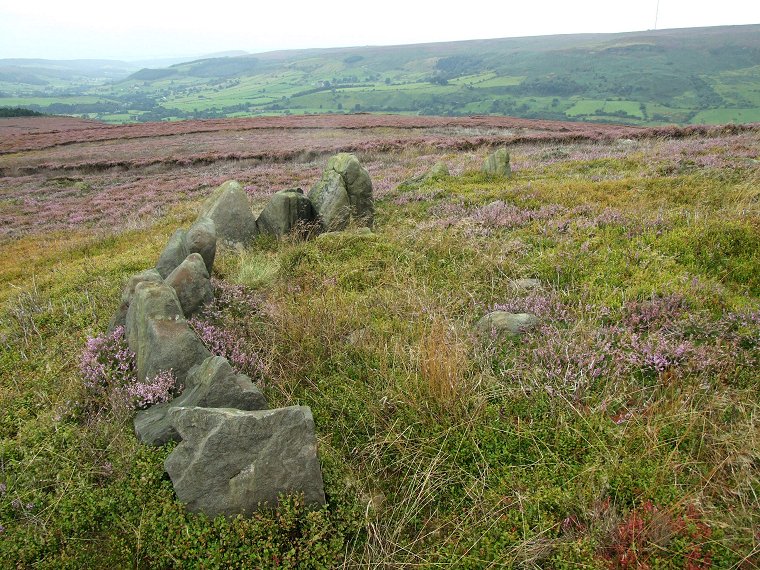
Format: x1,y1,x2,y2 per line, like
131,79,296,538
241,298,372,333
1,0,759,61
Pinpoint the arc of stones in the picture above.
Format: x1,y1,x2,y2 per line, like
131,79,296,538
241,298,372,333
105,153,376,516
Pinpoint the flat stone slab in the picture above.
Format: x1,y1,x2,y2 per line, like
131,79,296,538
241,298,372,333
165,406,326,517
475,311,539,336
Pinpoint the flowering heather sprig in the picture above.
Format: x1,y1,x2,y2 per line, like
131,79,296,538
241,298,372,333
189,318,264,377
491,290,573,322
623,294,686,332
123,369,177,409
80,326,136,397
469,201,566,229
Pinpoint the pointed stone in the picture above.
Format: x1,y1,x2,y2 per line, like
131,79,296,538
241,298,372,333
165,253,213,318
199,180,258,245
185,217,217,275
107,268,163,333
482,148,512,176
156,229,189,279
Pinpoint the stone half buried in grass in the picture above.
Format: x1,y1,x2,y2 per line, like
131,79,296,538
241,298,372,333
134,355,268,446
199,180,259,245
475,311,539,336
256,188,316,238
164,405,325,517
482,147,512,176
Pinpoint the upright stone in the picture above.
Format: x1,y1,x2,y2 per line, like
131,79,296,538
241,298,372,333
125,281,184,352
134,356,268,446
425,161,450,181
165,253,214,318
326,153,374,228
156,229,189,279
165,406,326,517
308,170,351,232
482,148,512,176
185,217,217,275
257,188,316,238
107,268,163,333
199,180,258,245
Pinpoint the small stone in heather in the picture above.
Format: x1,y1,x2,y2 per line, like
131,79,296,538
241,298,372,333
165,253,213,318
425,161,450,181
156,229,189,279
165,406,326,517
511,278,542,291
475,311,538,336
482,148,512,176
185,217,217,275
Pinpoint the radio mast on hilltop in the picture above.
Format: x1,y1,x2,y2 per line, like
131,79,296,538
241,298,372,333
654,0,660,30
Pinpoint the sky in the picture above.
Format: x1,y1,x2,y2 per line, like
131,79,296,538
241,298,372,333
1,0,759,61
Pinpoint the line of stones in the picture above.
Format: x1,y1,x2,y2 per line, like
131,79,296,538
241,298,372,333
107,152,374,517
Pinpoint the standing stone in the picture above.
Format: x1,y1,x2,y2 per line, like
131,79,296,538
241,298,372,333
482,148,512,176
308,153,374,232
107,268,163,333
185,217,217,275
308,170,351,232
165,406,326,517
134,356,268,446
165,253,214,318
257,188,316,238
425,161,450,181
125,281,209,384
475,311,538,336
199,180,259,245
156,229,189,279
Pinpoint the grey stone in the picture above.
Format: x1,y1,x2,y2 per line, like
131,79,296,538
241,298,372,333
134,356,268,446
475,311,539,336
308,169,351,231
156,229,189,279
199,180,258,245
165,253,214,318
256,188,316,238
482,148,512,176
165,406,326,516
511,278,542,291
125,281,209,384
125,281,184,352
185,217,217,275
107,268,163,333
425,161,450,181
326,153,374,228
309,153,374,231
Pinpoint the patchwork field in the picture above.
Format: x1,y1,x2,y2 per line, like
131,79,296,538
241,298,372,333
0,114,758,567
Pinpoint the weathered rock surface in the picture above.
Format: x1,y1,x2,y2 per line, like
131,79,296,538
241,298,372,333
475,311,539,336
308,169,351,231
165,253,213,317
199,180,258,244
156,229,188,279
134,356,268,446
482,148,512,176
425,161,450,181
125,281,209,383
185,216,217,275
257,188,316,237
107,268,163,333
309,153,373,231
165,406,326,516
511,278,542,291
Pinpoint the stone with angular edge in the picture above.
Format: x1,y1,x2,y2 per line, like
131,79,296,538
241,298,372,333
165,253,214,318
125,281,209,383
185,216,217,275
165,405,326,517
107,268,163,333
156,229,188,279
134,356,268,446
482,148,512,176
256,188,316,238
199,180,258,245
475,311,538,336
326,153,374,228
308,169,351,231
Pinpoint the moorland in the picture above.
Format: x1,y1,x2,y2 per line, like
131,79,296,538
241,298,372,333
0,113,758,567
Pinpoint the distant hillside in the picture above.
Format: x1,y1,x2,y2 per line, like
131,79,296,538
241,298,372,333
3,25,760,125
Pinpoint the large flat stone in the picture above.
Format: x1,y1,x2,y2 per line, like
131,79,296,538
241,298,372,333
165,405,326,517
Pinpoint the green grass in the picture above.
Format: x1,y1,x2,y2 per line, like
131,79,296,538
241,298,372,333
1,143,758,567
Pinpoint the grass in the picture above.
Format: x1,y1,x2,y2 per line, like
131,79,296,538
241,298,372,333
0,130,759,567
